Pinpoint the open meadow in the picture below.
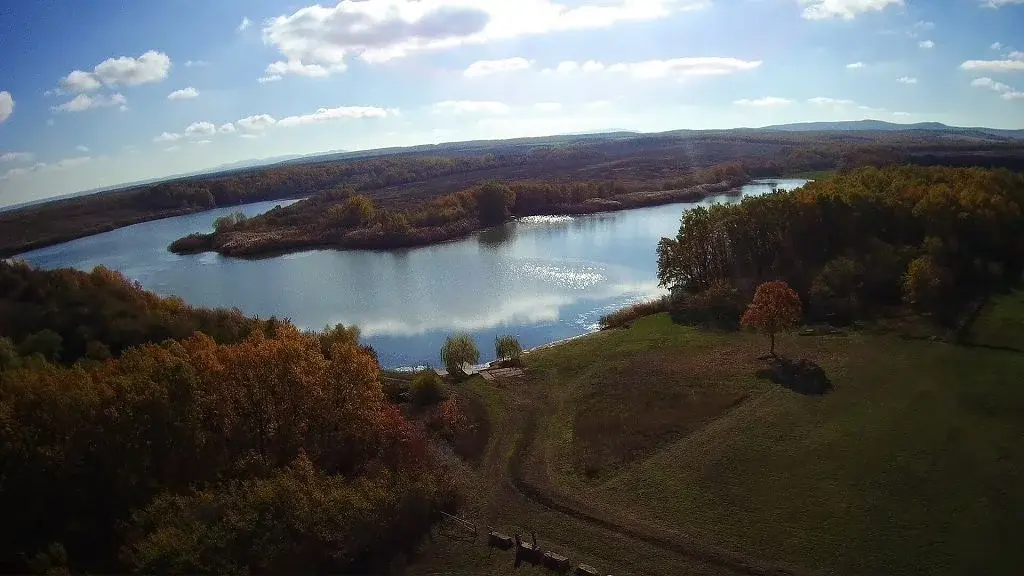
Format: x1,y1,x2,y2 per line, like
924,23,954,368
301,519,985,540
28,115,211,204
411,294,1024,576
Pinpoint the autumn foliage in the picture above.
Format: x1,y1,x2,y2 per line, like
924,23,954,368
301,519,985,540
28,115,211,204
0,267,459,574
659,166,1024,327
741,281,803,356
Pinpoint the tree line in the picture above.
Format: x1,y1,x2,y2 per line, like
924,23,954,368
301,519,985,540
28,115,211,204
0,264,461,574
657,165,1024,326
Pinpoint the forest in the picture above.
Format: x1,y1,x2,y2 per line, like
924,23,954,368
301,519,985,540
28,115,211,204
0,262,462,574
656,165,1024,327
5,127,1024,257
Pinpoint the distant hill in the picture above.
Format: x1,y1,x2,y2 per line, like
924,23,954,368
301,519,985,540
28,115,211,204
760,119,1024,140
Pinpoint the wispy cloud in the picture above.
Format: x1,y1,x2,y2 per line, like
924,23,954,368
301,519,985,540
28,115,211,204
799,0,903,20
733,97,792,106
846,62,866,69
897,76,918,84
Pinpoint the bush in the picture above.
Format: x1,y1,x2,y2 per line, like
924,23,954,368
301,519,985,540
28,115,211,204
670,280,745,329
410,370,446,407
599,297,670,329
440,335,479,380
494,335,523,363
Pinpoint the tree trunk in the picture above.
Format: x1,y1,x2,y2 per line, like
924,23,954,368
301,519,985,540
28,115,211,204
770,332,776,357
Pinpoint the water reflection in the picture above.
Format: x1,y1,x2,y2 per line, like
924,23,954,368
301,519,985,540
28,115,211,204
17,180,807,368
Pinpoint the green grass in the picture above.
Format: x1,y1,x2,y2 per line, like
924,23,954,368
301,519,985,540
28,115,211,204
410,307,1024,575
969,289,1024,350
525,314,1024,575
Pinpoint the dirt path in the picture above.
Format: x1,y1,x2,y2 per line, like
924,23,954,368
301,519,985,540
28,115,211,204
459,376,807,576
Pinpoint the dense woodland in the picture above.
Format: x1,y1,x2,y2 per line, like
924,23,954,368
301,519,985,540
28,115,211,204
0,263,461,574
656,165,1024,327
5,128,1024,257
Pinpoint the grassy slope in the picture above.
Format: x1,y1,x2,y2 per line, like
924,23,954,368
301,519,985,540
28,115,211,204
524,313,1024,576
410,296,1024,575
968,289,1024,350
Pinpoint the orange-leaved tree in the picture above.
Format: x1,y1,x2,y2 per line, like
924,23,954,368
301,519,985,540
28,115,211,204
741,280,803,357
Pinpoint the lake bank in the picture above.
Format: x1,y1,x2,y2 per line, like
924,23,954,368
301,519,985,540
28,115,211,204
17,180,807,368
168,180,745,258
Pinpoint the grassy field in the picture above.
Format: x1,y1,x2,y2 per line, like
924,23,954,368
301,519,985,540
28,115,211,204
410,296,1024,576
968,289,1024,350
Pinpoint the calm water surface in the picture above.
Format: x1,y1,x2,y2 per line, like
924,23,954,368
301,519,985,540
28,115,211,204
18,180,806,368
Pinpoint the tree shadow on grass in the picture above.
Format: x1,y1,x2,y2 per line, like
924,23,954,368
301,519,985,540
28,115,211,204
756,356,833,396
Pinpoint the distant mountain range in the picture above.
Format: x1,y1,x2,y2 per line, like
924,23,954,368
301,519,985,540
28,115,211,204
759,119,1024,140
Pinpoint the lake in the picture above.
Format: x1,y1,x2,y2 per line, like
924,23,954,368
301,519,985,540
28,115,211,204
17,179,807,368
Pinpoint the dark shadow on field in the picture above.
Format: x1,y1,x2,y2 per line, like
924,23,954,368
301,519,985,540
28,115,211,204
757,356,833,396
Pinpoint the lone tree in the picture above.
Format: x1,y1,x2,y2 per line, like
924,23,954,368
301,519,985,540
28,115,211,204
741,280,802,357
441,334,480,380
494,335,523,363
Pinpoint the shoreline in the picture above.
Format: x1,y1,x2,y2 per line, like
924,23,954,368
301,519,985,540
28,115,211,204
168,180,755,259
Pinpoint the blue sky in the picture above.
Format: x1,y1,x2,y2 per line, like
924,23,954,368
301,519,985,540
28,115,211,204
1,0,1024,207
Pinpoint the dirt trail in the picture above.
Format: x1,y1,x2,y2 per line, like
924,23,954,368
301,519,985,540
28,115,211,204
463,376,807,576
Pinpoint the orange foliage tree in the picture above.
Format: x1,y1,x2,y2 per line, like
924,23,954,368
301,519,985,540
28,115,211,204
741,280,803,357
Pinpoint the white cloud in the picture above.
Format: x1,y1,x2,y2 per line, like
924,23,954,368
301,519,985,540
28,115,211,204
165,146,181,152
261,0,709,77
0,162,49,181
893,111,912,116
846,61,866,69
961,58,1024,72
238,17,252,31
798,0,903,20
981,0,1024,8
896,76,918,84
432,100,511,114
0,91,13,123
918,39,935,49
236,114,278,132
1011,51,1024,60
58,51,171,93
734,96,792,106
971,76,1024,100
913,20,934,30
239,133,261,139
464,57,532,77
808,97,856,106
153,132,182,143
52,92,127,113
991,42,1002,50
75,145,89,152
277,105,398,127
0,151,32,163
54,157,91,170
972,76,1012,91
554,57,762,79
168,87,199,100
532,102,563,112
219,122,237,134
185,121,217,137
260,60,334,83
194,140,213,145
184,60,210,67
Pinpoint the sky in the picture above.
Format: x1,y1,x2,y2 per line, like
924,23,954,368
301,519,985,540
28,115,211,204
1,0,1024,207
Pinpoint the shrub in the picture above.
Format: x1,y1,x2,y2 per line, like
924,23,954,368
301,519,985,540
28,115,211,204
410,370,446,407
494,335,523,363
599,296,671,329
670,280,745,329
440,335,479,380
